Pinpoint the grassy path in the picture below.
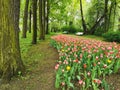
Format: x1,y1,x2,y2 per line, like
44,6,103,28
0,35,58,90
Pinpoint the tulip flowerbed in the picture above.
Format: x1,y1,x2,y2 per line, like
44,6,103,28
51,35,120,90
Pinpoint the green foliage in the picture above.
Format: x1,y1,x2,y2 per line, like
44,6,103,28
61,25,83,34
61,26,69,32
102,31,120,42
94,27,104,36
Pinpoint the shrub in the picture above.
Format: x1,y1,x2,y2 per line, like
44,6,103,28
94,27,104,36
102,31,120,42
61,25,82,34
61,26,70,32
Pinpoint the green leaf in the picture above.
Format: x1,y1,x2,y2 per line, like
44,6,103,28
55,74,60,88
76,75,81,80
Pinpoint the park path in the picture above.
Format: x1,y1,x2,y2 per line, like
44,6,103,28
0,38,58,90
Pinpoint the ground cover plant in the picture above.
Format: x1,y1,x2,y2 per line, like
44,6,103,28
51,35,120,90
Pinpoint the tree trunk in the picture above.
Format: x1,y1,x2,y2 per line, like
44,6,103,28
112,0,117,30
0,0,24,83
42,0,46,39
29,6,32,33
39,0,45,40
22,0,29,38
118,18,120,31
90,14,105,34
107,1,113,30
46,0,50,34
32,0,37,44
80,0,87,34
104,0,109,32
39,0,43,40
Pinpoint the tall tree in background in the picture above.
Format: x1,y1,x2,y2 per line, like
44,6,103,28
39,0,45,40
32,0,37,44
42,0,46,39
0,0,24,83
46,0,50,34
29,5,32,33
80,0,88,34
104,0,109,32
39,0,43,39
22,0,29,38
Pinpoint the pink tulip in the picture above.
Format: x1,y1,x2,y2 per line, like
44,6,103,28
78,80,83,85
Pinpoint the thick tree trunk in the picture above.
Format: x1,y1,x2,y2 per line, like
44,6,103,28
22,0,29,38
0,0,24,83
80,0,87,34
32,0,37,44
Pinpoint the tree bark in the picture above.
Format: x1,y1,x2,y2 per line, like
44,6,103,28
39,0,43,40
32,0,37,44
22,0,29,38
42,0,46,39
112,0,117,30
118,18,120,31
90,14,105,34
104,0,109,32
80,0,87,34
46,0,50,34
0,0,24,83
39,0,45,40
29,6,32,33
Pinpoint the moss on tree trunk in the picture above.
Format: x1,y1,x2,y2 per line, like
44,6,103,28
0,0,24,83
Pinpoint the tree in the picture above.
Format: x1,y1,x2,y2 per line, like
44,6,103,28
29,5,32,33
39,0,45,40
0,0,24,83
46,0,50,34
104,0,109,32
22,0,29,38
32,0,37,44
80,0,87,34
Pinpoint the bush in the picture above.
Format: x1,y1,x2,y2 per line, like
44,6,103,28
102,31,120,42
61,26,70,32
61,25,82,34
94,27,104,36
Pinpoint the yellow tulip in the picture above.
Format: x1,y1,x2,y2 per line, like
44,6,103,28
107,59,112,63
66,66,71,71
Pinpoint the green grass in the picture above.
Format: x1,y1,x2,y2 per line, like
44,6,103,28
20,32,32,57
19,32,58,68
19,32,56,57
81,35,105,41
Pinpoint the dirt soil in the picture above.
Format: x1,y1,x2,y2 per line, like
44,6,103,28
0,39,58,90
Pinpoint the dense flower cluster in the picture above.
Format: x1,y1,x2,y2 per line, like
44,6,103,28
51,35,120,89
